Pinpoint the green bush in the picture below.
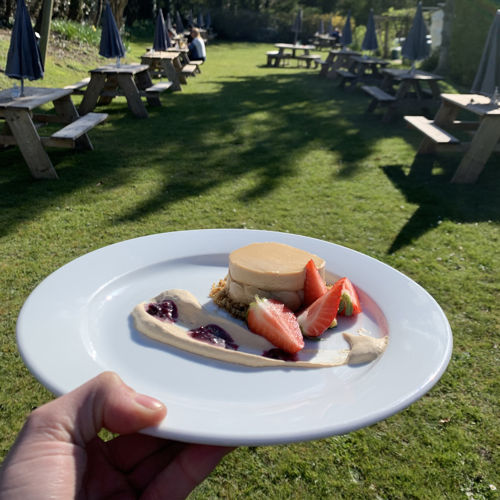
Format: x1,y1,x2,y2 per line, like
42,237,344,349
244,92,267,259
51,20,101,46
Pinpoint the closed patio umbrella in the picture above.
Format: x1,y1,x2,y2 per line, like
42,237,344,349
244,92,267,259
153,8,170,51
362,9,378,53
197,13,204,28
342,10,352,47
471,9,500,99
166,13,174,32
99,1,125,66
206,12,212,29
176,11,185,33
5,0,44,96
318,19,325,35
292,9,303,44
401,2,429,72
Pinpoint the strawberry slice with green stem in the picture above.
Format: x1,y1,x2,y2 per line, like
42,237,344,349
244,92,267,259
336,277,362,316
297,281,342,337
247,297,304,354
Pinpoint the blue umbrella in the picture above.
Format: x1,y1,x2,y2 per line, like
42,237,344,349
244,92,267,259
471,9,500,98
205,12,211,29
153,9,170,51
342,10,352,47
5,0,44,96
176,11,184,33
166,13,174,32
197,13,204,28
292,9,302,44
188,10,194,28
99,1,125,65
362,9,378,52
401,2,429,70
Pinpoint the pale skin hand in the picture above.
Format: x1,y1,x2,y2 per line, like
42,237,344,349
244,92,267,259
0,372,233,499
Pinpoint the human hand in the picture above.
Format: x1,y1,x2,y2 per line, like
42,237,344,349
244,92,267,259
0,372,233,499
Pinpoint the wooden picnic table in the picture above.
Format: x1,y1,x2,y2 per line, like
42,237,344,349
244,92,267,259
348,55,390,82
79,63,168,119
0,87,106,179
362,68,443,122
405,93,500,183
313,34,340,50
269,43,319,68
141,50,184,90
319,48,360,78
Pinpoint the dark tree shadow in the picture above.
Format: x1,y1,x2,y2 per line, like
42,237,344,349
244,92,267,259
383,153,500,254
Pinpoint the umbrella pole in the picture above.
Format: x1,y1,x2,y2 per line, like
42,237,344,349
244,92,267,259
116,57,121,67
21,78,24,97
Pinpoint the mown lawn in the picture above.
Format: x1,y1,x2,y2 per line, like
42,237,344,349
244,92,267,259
0,36,498,499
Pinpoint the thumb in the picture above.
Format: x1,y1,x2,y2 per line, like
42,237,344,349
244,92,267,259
30,371,166,446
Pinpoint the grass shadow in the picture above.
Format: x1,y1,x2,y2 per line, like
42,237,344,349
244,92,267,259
382,154,500,253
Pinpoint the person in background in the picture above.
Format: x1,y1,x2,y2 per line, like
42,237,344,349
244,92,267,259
188,28,206,62
0,372,233,499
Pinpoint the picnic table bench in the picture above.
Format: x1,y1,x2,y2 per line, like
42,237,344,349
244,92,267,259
405,93,500,183
362,68,443,122
0,87,107,179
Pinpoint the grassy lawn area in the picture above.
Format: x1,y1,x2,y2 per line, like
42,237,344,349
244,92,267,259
0,36,498,498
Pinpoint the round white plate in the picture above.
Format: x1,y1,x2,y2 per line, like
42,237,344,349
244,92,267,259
17,229,452,446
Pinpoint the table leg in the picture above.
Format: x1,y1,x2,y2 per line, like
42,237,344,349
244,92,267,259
116,73,148,118
162,60,182,91
53,94,93,150
79,73,106,115
135,69,161,107
451,116,500,183
173,57,187,83
4,108,58,179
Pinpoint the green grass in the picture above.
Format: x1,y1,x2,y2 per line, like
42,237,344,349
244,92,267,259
1,37,499,499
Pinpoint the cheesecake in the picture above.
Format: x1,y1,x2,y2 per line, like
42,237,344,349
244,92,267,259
210,242,325,318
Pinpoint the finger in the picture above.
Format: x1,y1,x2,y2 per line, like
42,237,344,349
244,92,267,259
27,371,166,446
142,444,234,500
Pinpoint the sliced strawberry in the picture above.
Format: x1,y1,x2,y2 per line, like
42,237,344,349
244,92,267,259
297,281,342,337
247,297,304,354
336,277,362,316
303,259,328,307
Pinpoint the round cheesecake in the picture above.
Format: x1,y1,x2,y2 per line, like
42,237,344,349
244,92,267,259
211,242,325,313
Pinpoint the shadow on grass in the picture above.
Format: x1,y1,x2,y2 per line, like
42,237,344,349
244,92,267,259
383,154,500,254
0,70,383,236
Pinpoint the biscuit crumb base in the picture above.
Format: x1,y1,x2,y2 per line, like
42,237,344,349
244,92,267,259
209,278,249,321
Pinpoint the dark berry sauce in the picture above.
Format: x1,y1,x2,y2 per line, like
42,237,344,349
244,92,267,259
262,348,298,362
188,324,238,350
145,300,178,322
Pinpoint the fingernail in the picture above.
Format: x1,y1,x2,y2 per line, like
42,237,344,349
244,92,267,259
135,393,164,411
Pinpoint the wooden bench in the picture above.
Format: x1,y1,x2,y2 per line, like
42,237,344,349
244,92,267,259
64,77,91,95
266,50,281,66
295,54,322,69
405,115,461,152
362,85,396,116
141,81,173,99
181,64,198,77
45,112,108,149
189,60,204,73
336,69,357,89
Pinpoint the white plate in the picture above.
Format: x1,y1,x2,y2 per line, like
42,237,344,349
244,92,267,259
17,229,452,446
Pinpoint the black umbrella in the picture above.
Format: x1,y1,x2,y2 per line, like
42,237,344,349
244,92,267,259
361,9,378,53
206,12,211,29
292,9,303,44
401,2,429,71
471,9,500,99
153,9,170,51
176,11,185,33
5,0,44,96
342,10,352,47
99,1,126,65
197,13,204,28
